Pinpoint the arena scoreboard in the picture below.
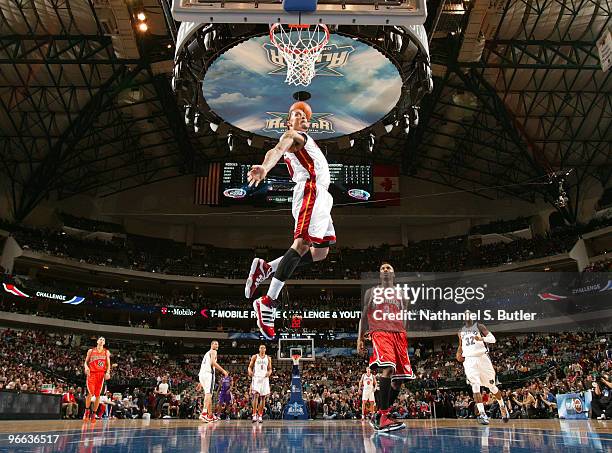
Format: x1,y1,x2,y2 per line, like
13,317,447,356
221,162,372,206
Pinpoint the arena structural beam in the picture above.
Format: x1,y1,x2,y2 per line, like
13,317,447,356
9,64,145,221
0,35,142,65
457,40,602,70
150,73,196,173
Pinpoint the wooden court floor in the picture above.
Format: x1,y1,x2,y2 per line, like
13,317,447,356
0,418,610,452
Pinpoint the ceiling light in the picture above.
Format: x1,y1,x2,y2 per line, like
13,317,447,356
137,12,147,21
138,22,148,33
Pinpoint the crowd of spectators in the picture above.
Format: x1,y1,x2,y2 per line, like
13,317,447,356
584,257,612,272
1,327,610,420
0,329,193,389
5,216,610,279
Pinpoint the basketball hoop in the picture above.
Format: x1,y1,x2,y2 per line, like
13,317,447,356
291,353,302,366
269,23,330,87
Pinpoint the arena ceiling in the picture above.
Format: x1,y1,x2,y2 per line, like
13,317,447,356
0,0,610,221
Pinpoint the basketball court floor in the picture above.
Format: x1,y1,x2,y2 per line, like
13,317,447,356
0,419,609,452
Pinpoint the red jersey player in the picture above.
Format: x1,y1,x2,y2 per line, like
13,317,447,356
357,262,414,432
83,336,111,420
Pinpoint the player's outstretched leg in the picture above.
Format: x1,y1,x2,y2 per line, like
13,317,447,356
245,258,273,299
246,247,325,299
490,387,509,423
252,239,326,339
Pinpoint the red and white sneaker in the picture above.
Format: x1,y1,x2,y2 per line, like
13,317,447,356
376,413,405,432
253,295,276,340
245,258,273,299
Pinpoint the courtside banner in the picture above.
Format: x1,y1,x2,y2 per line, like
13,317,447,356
2,283,85,305
556,391,592,420
359,272,612,334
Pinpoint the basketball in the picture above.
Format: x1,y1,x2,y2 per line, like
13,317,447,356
288,101,312,121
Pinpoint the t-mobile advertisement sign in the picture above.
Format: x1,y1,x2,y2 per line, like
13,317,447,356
360,271,612,334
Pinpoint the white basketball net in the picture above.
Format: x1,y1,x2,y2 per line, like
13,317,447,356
270,23,330,87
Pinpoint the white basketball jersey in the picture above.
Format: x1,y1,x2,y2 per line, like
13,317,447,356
283,133,330,189
253,355,269,378
460,323,488,357
362,374,374,393
200,350,213,375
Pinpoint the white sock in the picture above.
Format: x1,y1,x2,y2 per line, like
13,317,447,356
267,277,285,300
476,403,486,416
268,257,283,272
497,399,506,414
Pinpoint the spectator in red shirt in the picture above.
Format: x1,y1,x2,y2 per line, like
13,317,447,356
62,387,78,419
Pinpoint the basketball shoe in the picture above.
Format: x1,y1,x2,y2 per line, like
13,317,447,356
258,415,263,424
252,414,257,423
374,412,404,433
83,409,91,421
477,414,490,425
245,258,272,299
253,295,276,340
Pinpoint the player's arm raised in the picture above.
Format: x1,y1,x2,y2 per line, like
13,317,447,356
211,350,229,377
84,349,91,376
476,323,496,343
248,355,256,377
266,355,272,378
248,130,305,187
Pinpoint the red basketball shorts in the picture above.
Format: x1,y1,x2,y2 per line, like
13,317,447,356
369,331,415,380
86,372,105,397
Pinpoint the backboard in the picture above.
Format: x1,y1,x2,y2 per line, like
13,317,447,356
171,0,427,26
278,337,315,361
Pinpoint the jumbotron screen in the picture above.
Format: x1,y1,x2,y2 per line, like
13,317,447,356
220,162,372,206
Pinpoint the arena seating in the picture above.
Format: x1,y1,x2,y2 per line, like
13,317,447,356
4,219,603,278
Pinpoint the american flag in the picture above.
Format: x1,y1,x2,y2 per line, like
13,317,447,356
194,163,221,205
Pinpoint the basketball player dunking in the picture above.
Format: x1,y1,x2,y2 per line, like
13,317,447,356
359,367,377,419
244,101,335,340
248,344,272,423
83,337,111,421
457,313,509,425
358,262,414,432
197,340,229,423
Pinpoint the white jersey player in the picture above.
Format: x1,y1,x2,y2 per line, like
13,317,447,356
197,340,228,422
360,367,377,418
457,316,509,425
245,101,335,340
248,344,272,423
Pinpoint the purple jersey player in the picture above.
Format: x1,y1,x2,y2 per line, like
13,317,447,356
218,375,232,404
